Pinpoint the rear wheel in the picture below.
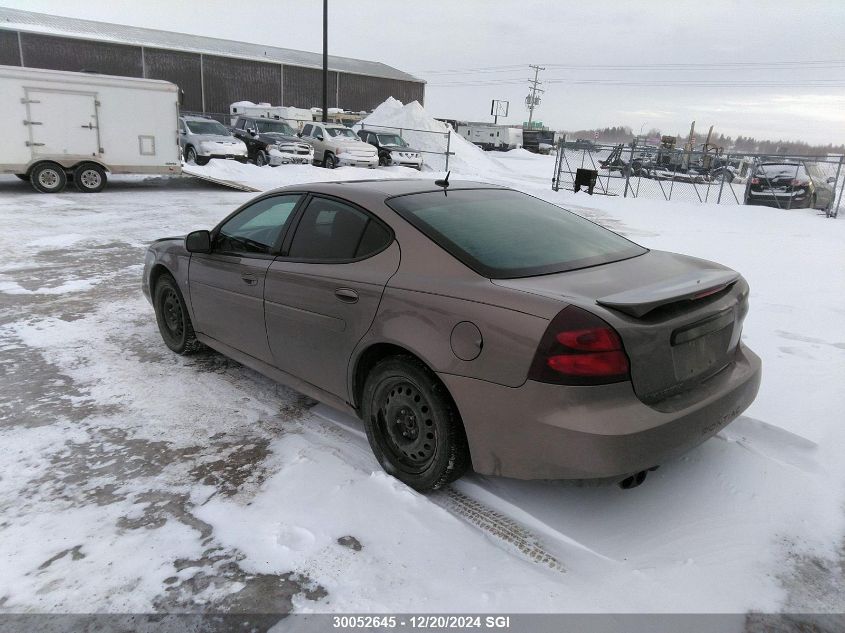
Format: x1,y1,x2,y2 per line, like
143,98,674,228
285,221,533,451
153,274,202,355
361,356,470,491
30,162,67,194
74,162,107,193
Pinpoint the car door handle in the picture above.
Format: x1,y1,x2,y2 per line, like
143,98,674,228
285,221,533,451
335,288,359,303
241,274,258,286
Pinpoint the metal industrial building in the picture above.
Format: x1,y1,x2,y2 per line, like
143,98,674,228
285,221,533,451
0,7,425,114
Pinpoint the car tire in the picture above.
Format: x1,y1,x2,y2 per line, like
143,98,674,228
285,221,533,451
30,162,67,194
73,162,107,193
185,146,198,165
325,152,338,169
195,156,210,166
361,356,470,491
153,274,202,355
255,150,268,167
14,173,29,182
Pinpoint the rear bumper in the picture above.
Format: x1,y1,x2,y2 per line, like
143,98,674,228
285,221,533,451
440,343,761,480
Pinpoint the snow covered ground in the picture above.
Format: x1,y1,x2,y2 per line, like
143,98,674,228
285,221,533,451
1,137,844,625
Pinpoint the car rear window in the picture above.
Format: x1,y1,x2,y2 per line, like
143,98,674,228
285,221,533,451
387,188,647,279
757,163,808,179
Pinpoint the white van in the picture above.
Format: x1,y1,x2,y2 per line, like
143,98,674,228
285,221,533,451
0,65,181,193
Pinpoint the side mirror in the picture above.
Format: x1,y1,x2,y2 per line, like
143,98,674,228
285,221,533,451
185,230,212,253
179,130,186,135
316,134,324,141
827,176,836,184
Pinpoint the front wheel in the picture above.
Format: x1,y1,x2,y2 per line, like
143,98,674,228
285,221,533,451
184,146,198,164
153,274,202,355
361,356,470,491
324,152,338,169
74,162,107,193
255,150,268,167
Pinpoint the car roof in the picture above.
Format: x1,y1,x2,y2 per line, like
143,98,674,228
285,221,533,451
264,179,508,198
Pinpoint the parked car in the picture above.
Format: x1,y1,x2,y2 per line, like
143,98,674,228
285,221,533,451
746,162,835,210
1,65,180,193
299,122,378,168
143,180,761,491
357,130,423,169
229,116,313,166
178,116,248,166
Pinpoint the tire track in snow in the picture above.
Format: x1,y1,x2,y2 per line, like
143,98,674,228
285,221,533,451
431,488,566,572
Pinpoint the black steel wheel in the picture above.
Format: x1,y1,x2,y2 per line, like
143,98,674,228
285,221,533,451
153,274,202,355
362,356,470,491
30,162,67,194
73,162,107,193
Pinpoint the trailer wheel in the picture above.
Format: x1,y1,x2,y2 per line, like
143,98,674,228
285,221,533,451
30,162,67,194
15,174,29,182
74,163,107,193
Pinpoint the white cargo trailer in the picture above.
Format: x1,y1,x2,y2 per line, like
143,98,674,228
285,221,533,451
0,65,181,193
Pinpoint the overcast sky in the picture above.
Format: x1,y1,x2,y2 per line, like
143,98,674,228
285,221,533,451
4,0,844,144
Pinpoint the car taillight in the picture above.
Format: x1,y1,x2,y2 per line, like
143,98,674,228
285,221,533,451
790,179,809,187
751,177,760,185
528,305,630,386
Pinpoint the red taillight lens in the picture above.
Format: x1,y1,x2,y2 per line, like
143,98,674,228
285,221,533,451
790,179,809,187
528,305,630,386
751,177,760,185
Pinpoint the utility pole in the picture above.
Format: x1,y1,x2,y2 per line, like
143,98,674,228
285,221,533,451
526,64,545,126
322,0,328,123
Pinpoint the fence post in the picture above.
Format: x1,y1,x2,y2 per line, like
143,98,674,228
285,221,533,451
716,152,728,204
445,130,451,172
623,138,635,198
835,156,845,219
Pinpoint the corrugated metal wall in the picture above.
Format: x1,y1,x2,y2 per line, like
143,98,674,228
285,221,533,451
20,32,142,76
143,47,203,111
338,73,425,111
202,55,281,114
283,65,338,109
0,29,425,115
0,30,20,66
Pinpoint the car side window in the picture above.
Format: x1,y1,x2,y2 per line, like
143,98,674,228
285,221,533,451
287,197,391,261
301,124,313,137
215,195,302,255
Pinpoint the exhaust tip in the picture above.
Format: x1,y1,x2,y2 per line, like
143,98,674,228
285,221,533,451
619,470,648,490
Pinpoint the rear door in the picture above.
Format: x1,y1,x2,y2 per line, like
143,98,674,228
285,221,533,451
265,195,399,399
26,89,99,158
189,194,302,363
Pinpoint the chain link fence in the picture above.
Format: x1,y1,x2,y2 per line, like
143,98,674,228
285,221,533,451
552,138,844,218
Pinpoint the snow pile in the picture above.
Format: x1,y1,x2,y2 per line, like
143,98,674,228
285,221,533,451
356,98,502,175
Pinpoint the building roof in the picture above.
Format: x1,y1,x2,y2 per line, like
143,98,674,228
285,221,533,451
0,7,423,83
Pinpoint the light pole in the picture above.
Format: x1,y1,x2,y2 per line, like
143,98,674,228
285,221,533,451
322,0,328,123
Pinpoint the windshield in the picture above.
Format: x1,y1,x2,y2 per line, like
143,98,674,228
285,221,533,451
255,120,296,135
387,189,647,278
327,127,358,139
377,134,408,147
185,120,230,136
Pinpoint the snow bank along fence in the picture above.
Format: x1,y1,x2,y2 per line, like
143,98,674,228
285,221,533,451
357,122,455,172
552,138,844,218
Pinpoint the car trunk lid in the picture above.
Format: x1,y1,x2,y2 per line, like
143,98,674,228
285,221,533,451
493,250,749,404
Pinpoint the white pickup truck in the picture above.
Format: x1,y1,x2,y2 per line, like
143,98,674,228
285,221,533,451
299,122,378,169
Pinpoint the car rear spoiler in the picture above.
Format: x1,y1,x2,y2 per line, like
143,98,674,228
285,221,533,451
596,270,740,318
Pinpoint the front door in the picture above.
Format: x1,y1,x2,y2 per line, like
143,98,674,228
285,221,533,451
189,194,302,363
265,195,399,399
27,89,99,158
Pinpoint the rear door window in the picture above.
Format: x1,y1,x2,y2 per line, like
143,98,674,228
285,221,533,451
287,197,391,261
